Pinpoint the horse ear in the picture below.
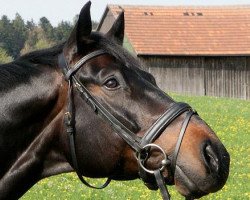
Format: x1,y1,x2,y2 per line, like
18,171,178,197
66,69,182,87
67,1,92,52
106,12,125,45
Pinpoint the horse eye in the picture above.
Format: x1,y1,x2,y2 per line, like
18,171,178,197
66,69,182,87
104,78,119,89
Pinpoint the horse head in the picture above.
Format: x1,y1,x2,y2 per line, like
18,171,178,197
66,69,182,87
58,2,230,199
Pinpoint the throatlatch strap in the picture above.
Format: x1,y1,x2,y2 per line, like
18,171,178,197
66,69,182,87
66,80,112,189
61,51,112,189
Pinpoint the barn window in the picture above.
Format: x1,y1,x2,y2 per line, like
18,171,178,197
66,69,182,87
144,12,154,16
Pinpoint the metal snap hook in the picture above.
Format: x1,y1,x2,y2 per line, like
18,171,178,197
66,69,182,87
137,143,169,174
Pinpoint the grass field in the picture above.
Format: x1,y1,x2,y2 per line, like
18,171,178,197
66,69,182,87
22,94,250,200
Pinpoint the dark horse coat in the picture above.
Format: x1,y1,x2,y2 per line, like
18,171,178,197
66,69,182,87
0,2,229,199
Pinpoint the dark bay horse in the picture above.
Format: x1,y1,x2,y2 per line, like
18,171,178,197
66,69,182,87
0,2,229,199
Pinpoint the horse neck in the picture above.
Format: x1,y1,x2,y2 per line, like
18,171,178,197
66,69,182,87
0,62,68,175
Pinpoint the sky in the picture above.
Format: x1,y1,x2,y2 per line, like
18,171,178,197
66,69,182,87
0,0,249,26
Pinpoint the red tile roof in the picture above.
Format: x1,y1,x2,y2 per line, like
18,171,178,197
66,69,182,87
102,5,250,56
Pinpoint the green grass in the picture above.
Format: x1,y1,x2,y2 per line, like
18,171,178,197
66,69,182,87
22,94,250,200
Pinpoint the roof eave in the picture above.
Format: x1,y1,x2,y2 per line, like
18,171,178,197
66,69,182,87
137,53,250,57
96,5,110,31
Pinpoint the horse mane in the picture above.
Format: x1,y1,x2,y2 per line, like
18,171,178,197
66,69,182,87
0,43,64,91
19,43,65,66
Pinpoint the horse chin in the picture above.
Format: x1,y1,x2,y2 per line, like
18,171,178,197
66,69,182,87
174,166,208,199
144,182,159,190
143,171,175,191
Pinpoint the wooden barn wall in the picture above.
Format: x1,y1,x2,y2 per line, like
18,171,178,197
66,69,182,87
247,57,250,99
140,56,249,100
204,57,249,99
140,57,205,96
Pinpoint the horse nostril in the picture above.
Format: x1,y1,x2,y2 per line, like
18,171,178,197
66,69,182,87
203,144,219,173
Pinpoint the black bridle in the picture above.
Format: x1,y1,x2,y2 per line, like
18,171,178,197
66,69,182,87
58,49,197,200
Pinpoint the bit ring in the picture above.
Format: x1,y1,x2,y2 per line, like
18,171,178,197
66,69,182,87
137,143,168,174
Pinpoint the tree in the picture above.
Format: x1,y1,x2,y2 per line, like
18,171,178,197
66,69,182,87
0,14,28,59
39,17,54,41
21,17,57,55
0,47,13,64
53,21,72,43
11,13,28,58
0,15,14,57
21,27,54,55
26,20,36,31
0,13,99,57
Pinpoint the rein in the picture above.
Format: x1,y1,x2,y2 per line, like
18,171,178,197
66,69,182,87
58,50,197,200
